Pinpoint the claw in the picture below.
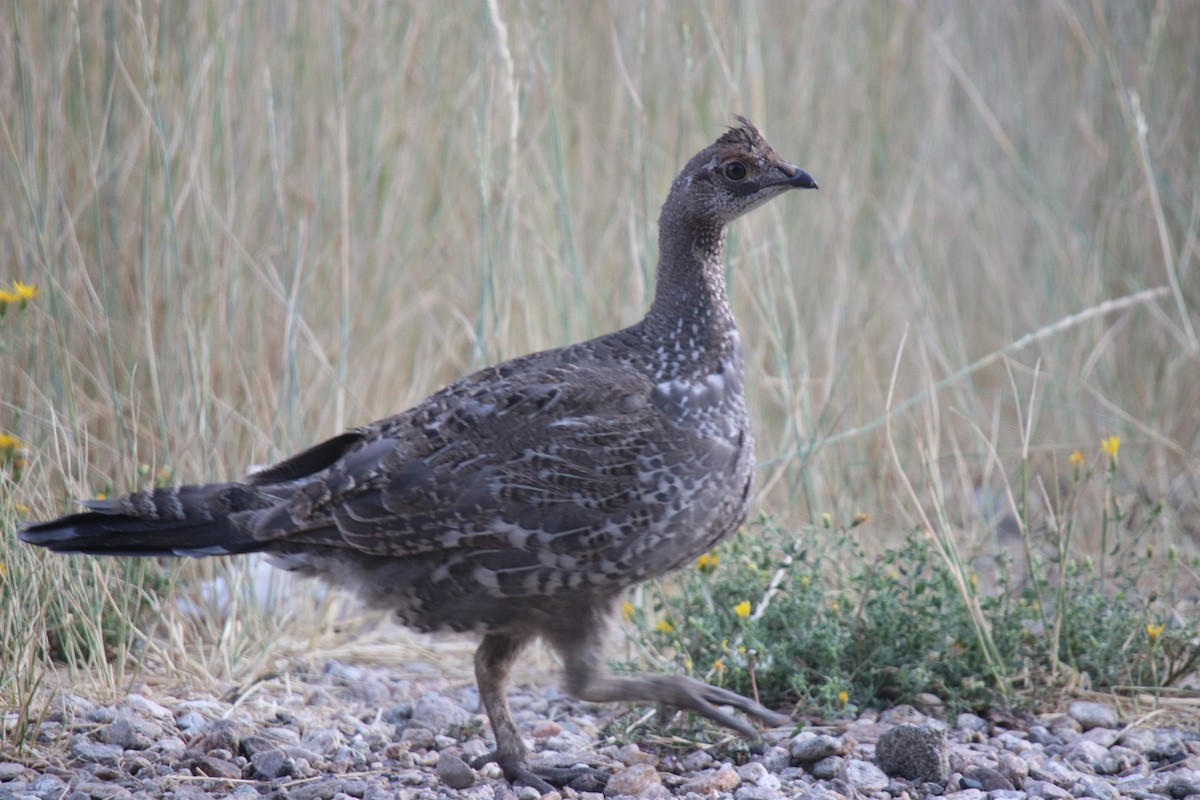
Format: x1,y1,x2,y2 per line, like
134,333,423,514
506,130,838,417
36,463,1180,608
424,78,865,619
470,750,608,793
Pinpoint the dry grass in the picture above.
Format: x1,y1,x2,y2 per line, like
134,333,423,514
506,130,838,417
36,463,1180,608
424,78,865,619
2,2,1197,721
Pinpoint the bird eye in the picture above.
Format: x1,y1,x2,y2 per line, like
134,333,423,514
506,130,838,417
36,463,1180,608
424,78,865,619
723,161,748,181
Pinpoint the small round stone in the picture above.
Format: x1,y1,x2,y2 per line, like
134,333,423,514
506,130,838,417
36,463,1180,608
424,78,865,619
1066,701,1118,731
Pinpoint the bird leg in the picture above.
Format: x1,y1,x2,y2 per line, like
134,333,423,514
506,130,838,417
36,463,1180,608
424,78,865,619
554,618,791,737
470,632,603,792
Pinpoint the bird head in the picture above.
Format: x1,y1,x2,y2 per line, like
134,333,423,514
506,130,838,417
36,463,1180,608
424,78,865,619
666,116,818,227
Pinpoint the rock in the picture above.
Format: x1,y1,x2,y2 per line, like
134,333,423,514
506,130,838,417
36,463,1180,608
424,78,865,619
183,753,243,780
532,719,563,739
880,704,927,725
152,735,188,759
73,781,134,799
1077,778,1119,800
760,746,790,773
844,759,889,794
0,762,25,781
200,718,255,754
1068,738,1110,764
916,692,947,716
680,763,741,794
302,727,347,756
1080,727,1120,747
604,763,662,797
737,761,770,784
123,693,173,720
1026,780,1074,799
70,738,123,766
250,747,296,779
994,731,1032,753
735,784,786,800
1027,724,1059,746
399,725,436,750
1118,727,1188,764
1067,700,1119,731
955,713,988,734
996,751,1030,785
960,765,1015,791
288,777,345,800
616,744,658,766
790,733,844,763
176,711,207,735
942,790,986,800
680,749,714,772
30,773,68,797
410,692,473,731
85,706,118,724
1048,714,1082,740
436,751,477,790
876,723,949,783
102,716,160,750
1168,774,1200,798
809,756,843,780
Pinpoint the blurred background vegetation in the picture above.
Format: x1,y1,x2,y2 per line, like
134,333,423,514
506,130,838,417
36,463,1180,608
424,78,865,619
1,2,1197,728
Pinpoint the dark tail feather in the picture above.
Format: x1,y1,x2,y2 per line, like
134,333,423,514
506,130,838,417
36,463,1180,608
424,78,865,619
19,483,273,558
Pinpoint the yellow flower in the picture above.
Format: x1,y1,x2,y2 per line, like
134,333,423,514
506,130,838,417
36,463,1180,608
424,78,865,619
837,689,849,706
14,502,29,515
1146,622,1164,645
655,618,674,634
96,492,107,501
829,599,841,615
1068,450,1084,466
734,600,752,619
12,281,39,300
1101,435,1120,459
0,560,7,578
696,552,719,572
851,512,870,527
0,288,18,305
0,433,20,451
712,658,726,672
969,573,979,589
621,601,635,620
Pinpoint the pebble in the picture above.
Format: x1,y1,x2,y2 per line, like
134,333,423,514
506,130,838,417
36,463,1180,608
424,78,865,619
437,751,478,789
123,693,173,720
844,758,889,793
679,763,740,794
809,755,843,780
10,658,1199,800
1067,700,1119,731
605,763,662,796
876,723,949,783
960,764,1015,791
790,732,844,763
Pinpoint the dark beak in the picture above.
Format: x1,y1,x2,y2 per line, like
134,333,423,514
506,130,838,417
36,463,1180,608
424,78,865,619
787,169,818,190
768,163,818,190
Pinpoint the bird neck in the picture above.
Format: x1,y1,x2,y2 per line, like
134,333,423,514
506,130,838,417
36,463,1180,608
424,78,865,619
642,207,739,376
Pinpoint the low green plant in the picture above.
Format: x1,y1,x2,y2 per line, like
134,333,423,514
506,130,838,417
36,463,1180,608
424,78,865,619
626,483,1198,719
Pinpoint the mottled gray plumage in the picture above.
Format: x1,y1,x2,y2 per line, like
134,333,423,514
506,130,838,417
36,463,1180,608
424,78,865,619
22,117,817,791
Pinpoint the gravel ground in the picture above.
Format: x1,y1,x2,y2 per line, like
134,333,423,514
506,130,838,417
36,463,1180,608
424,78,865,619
2,659,1197,800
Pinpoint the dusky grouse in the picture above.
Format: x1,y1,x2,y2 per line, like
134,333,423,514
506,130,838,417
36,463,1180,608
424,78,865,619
22,116,817,790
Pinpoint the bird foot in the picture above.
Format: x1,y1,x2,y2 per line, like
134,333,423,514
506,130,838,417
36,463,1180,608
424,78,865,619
470,751,609,793
660,675,792,737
